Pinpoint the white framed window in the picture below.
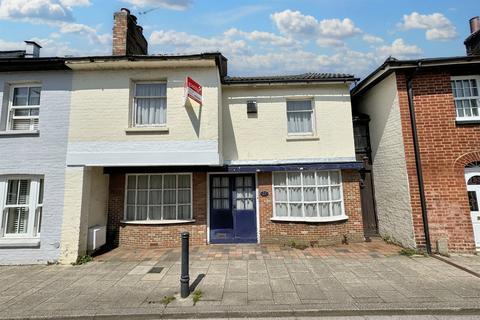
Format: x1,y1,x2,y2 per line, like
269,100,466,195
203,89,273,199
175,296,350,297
272,170,346,222
451,77,480,121
286,99,314,135
7,84,41,131
125,173,192,221
133,82,167,127
0,176,43,238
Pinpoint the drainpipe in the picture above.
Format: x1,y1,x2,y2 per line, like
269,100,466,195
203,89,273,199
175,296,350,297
406,62,432,254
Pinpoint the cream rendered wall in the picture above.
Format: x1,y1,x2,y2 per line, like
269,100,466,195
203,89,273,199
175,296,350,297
59,166,108,264
222,84,356,163
67,66,222,166
356,73,416,248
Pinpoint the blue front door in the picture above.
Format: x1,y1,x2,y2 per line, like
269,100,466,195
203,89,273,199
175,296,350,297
210,175,257,243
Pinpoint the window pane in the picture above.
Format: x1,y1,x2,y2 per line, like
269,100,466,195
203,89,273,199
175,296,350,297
136,83,166,97
236,199,245,210
137,176,148,189
127,190,136,205
127,176,136,189
163,190,176,204
163,206,176,220
38,179,44,205
330,171,340,185
304,203,317,217
13,87,28,106
149,206,162,220
164,175,176,189
14,109,30,116
287,111,312,133
289,203,302,217
150,175,162,189
303,172,315,185
136,98,166,125
287,100,312,112
126,206,135,220
303,187,317,201
332,202,342,216
288,187,302,201
178,190,190,204
28,87,41,105
468,191,479,211
137,191,148,205
6,207,28,234
318,187,329,201
244,176,253,187
317,172,329,185
319,203,330,217
287,172,301,185
244,198,254,210
274,187,287,201
273,172,286,186
331,186,341,200
149,190,162,205
178,175,190,188
221,177,229,187
137,206,147,220
6,179,29,205
178,205,191,219
275,203,287,216
236,177,244,187
6,180,19,204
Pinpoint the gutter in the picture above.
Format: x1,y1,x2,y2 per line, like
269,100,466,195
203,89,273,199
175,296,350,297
406,62,432,254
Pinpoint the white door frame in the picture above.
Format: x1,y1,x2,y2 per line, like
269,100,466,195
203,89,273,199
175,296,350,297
465,168,480,250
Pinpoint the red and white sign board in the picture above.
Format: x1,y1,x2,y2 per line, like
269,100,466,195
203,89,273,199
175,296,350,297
184,77,202,106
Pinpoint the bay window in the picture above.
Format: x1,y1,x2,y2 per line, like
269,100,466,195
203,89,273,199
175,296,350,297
133,82,167,127
125,174,192,222
451,77,480,121
7,85,41,131
272,170,346,221
0,176,43,239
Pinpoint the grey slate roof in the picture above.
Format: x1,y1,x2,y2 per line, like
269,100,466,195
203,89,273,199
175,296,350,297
223,72,358,84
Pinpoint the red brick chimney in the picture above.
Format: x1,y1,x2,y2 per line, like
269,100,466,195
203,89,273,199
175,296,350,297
112,8,148,55
465,16,480,56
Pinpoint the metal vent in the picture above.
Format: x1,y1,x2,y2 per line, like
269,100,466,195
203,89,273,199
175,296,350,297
247,100,257,114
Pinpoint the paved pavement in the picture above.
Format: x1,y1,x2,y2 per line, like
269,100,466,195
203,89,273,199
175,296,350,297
1,243,480,319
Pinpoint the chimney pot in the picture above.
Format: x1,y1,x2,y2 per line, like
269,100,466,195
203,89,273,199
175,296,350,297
466,16,480,56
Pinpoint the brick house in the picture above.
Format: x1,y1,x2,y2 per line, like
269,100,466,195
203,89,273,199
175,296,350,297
352,17,480,253
0,8,366,264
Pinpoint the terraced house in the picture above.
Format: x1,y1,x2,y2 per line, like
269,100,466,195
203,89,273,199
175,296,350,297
352,17,480,254
0,9,366,264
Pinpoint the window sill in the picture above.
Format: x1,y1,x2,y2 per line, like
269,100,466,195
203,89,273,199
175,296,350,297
286,135,319,141
271,215,348,223
0,130,39,137
456,118,480,125
121,219,195,225
0,238,40,248
125,127,169,134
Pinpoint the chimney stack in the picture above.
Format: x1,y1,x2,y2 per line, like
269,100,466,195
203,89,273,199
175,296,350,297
25,41,41,58
465,16,480,56
112,8,148,56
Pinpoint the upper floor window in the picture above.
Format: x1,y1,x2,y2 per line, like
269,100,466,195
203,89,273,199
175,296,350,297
133,82,167,127
7,85,41,131
451,78,480,121
0,176,43,239
287,100,314,134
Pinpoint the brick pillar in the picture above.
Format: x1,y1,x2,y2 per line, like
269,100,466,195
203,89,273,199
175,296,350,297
112,8,148,55
107,173,125,247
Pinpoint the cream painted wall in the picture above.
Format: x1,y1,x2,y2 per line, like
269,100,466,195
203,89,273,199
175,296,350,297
356,73,416,248
222,84,356,162
69,67,221,142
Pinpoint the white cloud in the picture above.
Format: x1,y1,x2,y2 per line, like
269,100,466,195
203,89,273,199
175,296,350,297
318,18,361,38
316,38,345,48
58,22,110,45
59,0,90,7
121,0,192,10
224,28,296,47
271,10,318,36
363,34,384,44
0,0,74,22
149,30,249,55
204,5,268,25
400,12,457,41
376,38,422,59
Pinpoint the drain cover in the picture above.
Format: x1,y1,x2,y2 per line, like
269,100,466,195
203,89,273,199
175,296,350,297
148,267,164,274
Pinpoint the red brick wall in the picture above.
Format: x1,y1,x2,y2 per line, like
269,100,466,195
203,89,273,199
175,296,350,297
396,71,477,252
107,172,207,248
258,170,364,246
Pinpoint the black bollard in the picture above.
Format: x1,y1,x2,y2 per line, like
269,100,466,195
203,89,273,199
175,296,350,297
180,232,190,298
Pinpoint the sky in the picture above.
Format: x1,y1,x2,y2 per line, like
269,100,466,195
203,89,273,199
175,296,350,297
0,0,478,79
